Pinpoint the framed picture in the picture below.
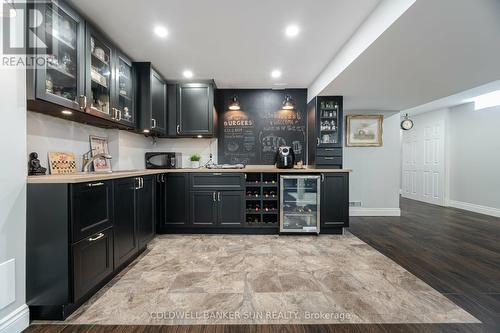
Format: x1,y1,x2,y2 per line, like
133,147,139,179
345,115,383,147
48,152,77,175
89,135,111,172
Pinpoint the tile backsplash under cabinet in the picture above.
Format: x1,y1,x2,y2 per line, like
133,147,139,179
27,111,217,172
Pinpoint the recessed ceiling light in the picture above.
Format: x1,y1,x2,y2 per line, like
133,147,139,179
61,110,72,115
183,70,193,79
271,70,282,79
285,24,300,38
154,26,168,38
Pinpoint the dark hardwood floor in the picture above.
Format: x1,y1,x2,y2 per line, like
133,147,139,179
349,197,500,332
25,198,500,333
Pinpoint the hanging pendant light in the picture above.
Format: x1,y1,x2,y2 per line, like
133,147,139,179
282,94,295,110
228,95,241,110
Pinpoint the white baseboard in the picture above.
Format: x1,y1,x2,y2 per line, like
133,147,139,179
446,199,500,218
0,305,29,333
349,207,401,217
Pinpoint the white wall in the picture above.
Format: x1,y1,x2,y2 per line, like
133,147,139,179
27,112,217,171
344,110,401,216
447,103,500,215
0,63,29,333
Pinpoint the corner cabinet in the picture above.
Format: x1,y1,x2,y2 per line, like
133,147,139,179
167,81,216,138
134,62,168,135
307,96,344,169
27,0,136,130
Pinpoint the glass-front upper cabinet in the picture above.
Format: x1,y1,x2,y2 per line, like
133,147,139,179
114,52,135,126
33,1,85,110
85,26,115,119
318,98,341,147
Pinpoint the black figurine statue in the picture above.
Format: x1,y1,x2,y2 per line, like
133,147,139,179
28,152,47,176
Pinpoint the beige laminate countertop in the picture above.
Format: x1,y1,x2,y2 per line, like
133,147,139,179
27,165,352,184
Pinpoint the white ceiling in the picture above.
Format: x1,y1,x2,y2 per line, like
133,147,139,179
320,0,500,111
67,0,380,88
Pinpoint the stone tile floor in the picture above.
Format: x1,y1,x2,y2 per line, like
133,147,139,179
63,234,479,325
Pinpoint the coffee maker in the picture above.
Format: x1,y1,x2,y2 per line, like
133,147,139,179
275,146,295,169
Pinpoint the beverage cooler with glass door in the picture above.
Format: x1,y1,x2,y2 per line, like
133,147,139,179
280,175,321,234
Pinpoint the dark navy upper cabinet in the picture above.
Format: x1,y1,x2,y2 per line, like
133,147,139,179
27,0,136,130
27,0,85,111
135,62,167,135
167,81,216,137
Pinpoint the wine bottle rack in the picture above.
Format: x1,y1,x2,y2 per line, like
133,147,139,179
245,173,279,227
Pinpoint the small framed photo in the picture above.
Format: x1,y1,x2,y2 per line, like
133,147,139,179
89,135,111,172
346,115,383,147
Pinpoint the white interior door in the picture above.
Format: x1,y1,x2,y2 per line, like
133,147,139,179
402,113,445,206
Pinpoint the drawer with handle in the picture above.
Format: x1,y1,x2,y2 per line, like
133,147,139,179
70,180,113,243
72,227,113,301
190,173,244,190
317,148,343,157
316,156,343,165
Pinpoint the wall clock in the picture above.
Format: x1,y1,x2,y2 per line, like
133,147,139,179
401,114,414,131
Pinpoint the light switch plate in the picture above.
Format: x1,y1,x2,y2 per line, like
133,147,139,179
0,259,16,310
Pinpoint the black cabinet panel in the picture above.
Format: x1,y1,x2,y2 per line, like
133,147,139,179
321,173,349,228
137,176,156,248
190,173,244,190
113,178,137,269
72,227,113,301
190,191,218,225
151,70,167,134
218,191,245,225
135,62,167,135
71,181,112,243
177,83,213,135
165,173,189,225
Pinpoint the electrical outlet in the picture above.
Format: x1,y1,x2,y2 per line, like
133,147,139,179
349,201,362,207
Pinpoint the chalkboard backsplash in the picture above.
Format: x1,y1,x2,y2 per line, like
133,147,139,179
217,89,307,165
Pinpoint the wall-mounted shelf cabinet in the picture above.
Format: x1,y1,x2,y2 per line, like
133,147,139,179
167,80,216,138
27,0,136,130
134,62,167,135
307,96,344,169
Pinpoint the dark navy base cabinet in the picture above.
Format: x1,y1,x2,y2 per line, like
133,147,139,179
27,177,155,320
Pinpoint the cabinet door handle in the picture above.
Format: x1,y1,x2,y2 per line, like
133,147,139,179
140,177,144,189
79,95,87,110
111,108,117,120
317,138,320,146
323,157,334,160
117,109,122,121
151,118,157,129
213,192,216,202
87,182,104,187
88,233,105,242
176,125,180,134
218,192,221,202
321,174,325,182
134,178,141,190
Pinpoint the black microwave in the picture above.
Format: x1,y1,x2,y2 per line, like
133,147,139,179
145,152,182,169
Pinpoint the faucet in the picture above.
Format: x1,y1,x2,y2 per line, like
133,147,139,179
82,150,113,173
